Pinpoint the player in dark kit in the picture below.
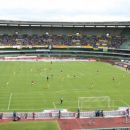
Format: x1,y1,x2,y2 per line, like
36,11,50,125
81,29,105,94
31,81,34,85
60,98,63,104
112,77,115,81
47,76,49,81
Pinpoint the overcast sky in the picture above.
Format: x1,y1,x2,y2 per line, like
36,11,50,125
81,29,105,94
0,0,130,22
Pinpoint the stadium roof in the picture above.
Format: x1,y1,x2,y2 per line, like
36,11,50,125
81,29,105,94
0,20,130,28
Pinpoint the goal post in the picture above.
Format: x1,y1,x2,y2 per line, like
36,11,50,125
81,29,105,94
78,96,111,111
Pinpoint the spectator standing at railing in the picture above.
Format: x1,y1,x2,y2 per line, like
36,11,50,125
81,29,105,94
24,113,28,119
100,110,104,117
95,110,100,117
13,111,17,121
77,108,80,118
126,108,129,116
58,110,61,119
0,113,3,119
32,112,35,120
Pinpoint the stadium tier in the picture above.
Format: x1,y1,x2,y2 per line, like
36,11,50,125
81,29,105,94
0,33,126,48
0,20,130,49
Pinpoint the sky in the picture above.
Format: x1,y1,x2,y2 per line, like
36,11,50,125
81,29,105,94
0,0,130,22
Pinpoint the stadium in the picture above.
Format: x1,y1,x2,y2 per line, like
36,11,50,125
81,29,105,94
0,20,130,130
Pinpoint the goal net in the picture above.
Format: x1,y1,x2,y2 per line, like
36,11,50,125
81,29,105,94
78,96,111,111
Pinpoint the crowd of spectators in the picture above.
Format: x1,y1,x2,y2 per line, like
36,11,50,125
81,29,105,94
0,33,127,48
95,110,104,117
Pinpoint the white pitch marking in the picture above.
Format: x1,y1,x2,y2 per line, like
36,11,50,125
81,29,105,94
53,102,56,109
121,100,129,106
7,93,12,110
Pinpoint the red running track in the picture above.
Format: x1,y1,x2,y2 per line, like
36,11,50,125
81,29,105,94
58,117,130,130
0,117,130,130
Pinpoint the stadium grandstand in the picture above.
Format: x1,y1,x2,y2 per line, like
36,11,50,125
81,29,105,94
0,20,130,48
0,20,130,60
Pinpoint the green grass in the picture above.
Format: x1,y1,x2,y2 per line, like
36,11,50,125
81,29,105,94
0,61,130,111
0,121,59,130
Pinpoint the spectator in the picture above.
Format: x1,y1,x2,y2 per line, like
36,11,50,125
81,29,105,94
95,110,100,117
24,113,28,119
59,110,61,119
13,111,17,121
77,108,80,118
0,113,3,119
126,108,129,116
32,112,35,120
100,110,104,117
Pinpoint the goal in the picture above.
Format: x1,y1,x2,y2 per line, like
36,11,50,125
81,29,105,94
78,96,111,111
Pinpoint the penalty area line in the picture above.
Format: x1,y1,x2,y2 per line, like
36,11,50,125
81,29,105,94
121,99,129,106
7,93,12,110
53,102,57,109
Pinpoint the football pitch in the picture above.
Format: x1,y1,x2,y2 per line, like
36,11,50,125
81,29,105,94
0,61,130,112
0,121,59,130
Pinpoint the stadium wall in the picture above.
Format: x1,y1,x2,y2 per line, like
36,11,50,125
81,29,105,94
0,48,129,60
0,110,126,120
